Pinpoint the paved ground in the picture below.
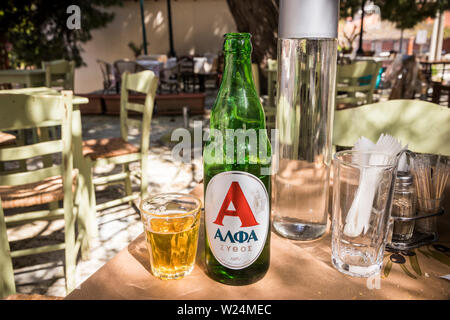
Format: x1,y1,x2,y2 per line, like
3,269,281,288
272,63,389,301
8,89,216,297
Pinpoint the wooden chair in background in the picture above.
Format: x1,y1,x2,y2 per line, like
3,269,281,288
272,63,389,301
266,58,277,109
113,59,138,76
0,92,88,298
0,132,17,172
97,59,119,94
251,63,260,97
42,59,75,91
336,60,381,109
159,62,179,93
113,59,139,92
82,70,158,216
41,59,76,141
178,56,198,92
264,59,277,136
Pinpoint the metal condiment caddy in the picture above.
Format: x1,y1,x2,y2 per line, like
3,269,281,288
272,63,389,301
387,151,447,251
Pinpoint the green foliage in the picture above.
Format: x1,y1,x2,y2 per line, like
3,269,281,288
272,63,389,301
374,0,449,30
340,0,363,18
128,41,145,58
0,0,123,69
340,0,449,31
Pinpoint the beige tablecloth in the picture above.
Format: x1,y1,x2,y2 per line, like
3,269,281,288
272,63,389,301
66,184,450,300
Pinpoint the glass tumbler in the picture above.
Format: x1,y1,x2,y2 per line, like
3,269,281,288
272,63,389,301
331,151,398,278
140,193,202,280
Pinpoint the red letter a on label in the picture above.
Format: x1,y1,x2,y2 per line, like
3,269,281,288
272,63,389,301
213,181,259,227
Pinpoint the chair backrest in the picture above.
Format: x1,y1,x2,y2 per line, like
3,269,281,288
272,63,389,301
0,92,73,197
336,60,381,105
251,63,260,97
97,59,117,92
267,58,277,108
114,59,138,77
333,99,450,156
42,59,75,91
165,57,177,69
178,56,194,74
97,59,117,93
160,64,179,82
120,71,158,154
267,58,277,71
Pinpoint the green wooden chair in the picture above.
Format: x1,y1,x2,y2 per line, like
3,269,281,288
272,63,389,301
263,59,277,134
0,91,88,298
0,132,18,173
42,59,75,91
82,70,158,214
266,58,277,109
251,63,260,97
336,60,381,109
333,99,450,156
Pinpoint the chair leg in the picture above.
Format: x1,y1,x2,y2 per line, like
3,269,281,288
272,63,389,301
0,204,16,298
124,163,133,205
80,158,99,250
74,176,90,261
48,201,59,213
140,154,149,199
64,194,77,293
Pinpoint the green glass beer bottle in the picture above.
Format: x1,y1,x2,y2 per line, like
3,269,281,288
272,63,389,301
203,33,271,285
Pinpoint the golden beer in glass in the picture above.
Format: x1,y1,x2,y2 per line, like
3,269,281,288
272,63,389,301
140,193,201,280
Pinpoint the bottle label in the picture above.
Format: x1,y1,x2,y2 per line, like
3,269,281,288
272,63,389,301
205,171,269,270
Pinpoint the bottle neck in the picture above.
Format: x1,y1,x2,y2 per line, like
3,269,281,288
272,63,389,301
221,52,254,88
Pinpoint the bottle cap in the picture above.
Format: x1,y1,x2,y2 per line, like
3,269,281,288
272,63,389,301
395,171,413,186
278,0,339,39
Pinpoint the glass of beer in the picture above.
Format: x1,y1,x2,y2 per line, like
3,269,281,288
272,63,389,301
140,193,202,280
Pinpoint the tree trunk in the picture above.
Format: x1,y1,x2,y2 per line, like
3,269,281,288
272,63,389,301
226,0,279,93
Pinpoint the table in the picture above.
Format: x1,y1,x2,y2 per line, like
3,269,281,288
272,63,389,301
0,69,46,87
136,60,164,78
193,57,217,92
66,184,450,300
0,87,97,239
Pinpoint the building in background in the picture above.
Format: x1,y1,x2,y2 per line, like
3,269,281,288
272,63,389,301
76,0,236,93
339,10,450,58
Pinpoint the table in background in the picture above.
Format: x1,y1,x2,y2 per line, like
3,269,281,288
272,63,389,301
66,183,450,300
0,69,45,87
135,60,164,79
193,57,216,92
